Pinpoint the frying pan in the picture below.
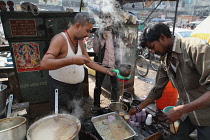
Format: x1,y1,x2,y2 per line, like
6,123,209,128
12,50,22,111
91,102,128,112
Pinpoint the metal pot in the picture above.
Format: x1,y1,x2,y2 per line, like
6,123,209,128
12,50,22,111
0,117,27,140
0,84,7,119
27,114,81,140
27,89,81,140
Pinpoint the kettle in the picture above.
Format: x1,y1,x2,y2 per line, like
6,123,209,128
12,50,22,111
116,64,132,77
111,64,132,82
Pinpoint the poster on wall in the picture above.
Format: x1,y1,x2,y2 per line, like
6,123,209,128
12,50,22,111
10,19,37,36
12,42,41,72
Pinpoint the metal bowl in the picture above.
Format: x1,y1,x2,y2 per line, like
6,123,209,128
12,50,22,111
108,102,128,112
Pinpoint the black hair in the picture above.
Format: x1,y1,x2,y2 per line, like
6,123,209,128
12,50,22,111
140,22,172,48
73,12,95,26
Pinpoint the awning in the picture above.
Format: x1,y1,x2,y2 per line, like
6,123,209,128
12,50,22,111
191,16,210,44
117,0,178,4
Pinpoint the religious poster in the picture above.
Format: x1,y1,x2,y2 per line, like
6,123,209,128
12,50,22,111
12,42,41,72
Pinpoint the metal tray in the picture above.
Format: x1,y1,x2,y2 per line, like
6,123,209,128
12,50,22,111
91,112,136,140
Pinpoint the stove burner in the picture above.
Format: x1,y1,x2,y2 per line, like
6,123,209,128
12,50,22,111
81,117,102,140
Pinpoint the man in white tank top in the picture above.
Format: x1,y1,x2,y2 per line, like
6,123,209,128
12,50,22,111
40,12,115,113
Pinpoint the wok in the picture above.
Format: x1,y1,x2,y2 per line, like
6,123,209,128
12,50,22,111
91,102,128,112
27,89,81,140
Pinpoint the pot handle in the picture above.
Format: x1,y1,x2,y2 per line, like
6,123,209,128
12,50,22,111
55,89,58,115
6,94,13,118
91,107,107,111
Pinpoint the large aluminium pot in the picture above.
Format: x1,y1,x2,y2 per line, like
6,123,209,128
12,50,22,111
27,89,81,140
27,114,81,140
0,117,27,140
0,84,7,119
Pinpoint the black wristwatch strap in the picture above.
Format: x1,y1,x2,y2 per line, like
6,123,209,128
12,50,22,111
136,105,141,112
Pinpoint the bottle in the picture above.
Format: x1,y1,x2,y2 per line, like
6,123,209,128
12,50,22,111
135,112,142,123
141,109,146,122
131,114,137,122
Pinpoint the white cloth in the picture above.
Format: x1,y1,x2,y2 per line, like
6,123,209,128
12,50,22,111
20,2,39,16
49,32,84,84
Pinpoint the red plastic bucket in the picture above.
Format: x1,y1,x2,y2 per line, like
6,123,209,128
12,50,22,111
156,81,178,110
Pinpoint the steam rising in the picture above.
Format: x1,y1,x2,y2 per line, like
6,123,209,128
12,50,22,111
83,0,138,66
84,0,123,29
70,99,84,119
58,99,84,120
59,0,138,120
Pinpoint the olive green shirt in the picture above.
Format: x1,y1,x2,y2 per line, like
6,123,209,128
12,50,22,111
148,37,210,126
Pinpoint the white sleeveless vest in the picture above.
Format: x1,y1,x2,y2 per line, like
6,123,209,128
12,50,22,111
49,32,84,84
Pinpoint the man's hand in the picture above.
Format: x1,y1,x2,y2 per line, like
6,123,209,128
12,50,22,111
106,68,116,76
71,55,90,65
128,106,138,117
165,105,183,123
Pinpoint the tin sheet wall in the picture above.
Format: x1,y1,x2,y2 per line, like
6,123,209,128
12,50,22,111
0,12,76,103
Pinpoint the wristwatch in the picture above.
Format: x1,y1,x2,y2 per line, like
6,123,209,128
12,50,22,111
136,105,142,112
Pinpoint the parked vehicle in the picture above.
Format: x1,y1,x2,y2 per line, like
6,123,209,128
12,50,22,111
136,46,149,77
136,46,161,77
170,28,192,38
189,21,201,29
149,53,161,71
149,18,172,23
